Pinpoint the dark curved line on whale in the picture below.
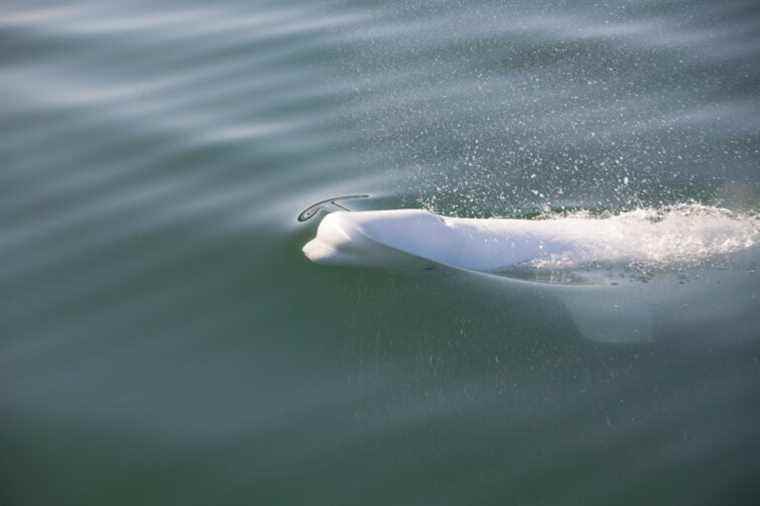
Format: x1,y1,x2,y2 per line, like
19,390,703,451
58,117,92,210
297,194,371,222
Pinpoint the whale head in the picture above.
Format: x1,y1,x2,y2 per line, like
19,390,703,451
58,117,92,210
303,209,448,268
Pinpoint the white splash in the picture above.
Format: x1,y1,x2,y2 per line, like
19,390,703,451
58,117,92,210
526,204,760,270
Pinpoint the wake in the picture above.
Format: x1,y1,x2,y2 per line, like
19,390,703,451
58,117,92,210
516,204,760,271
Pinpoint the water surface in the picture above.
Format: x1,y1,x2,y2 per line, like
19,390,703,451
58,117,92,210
2,1,760,504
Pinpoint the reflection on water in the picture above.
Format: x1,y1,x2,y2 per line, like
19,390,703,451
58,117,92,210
2,0,760,504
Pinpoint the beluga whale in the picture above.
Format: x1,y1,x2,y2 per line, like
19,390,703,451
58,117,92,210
301,199,760,344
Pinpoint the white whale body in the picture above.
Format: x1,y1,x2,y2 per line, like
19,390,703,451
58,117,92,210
303,207,759,272
303,209,587,270
303,207,760,344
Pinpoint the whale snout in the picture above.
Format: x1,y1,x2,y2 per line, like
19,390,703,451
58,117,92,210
302,211,365,266
302,238,337,264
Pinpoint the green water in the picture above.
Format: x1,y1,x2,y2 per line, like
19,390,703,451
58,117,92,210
2,1,760,504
